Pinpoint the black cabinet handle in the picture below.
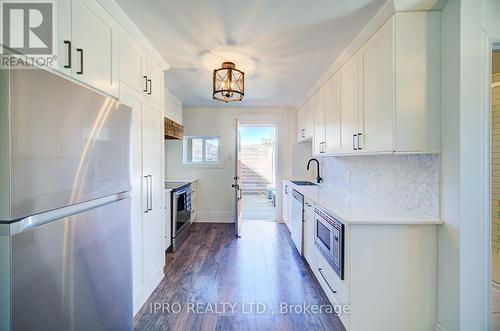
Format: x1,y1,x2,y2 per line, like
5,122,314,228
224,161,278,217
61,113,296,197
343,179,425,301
76,48,83,74
357,133,362,150
63,40,71,68
143,76,148,92
353,134,358,151
147,79,152,95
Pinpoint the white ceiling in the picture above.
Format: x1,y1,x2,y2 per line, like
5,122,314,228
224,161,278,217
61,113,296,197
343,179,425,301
116,0,386,107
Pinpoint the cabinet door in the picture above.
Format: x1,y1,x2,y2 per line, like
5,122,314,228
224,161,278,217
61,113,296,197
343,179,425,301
54,0,72,75
119,83,146,311
296,106,305,142
360,18,394,152
303,99,313,140
146,59,165,106
142,101,165,286
324,74,341,154
312,89,326,155
303,199,315,268
282,182,290,224
119,32,146,92
339,53,360,154
72,0,119,97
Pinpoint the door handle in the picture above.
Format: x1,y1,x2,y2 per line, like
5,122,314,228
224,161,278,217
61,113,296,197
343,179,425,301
357,133,363,150
353,134,358,151
147,79,152,95
76,48,83,74
143,176,149,213
143,76,148,92
63,40,71,68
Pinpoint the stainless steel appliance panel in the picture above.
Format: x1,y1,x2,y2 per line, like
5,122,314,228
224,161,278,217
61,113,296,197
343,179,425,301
11,196,132,330
4,69,132,220
314,207,344,280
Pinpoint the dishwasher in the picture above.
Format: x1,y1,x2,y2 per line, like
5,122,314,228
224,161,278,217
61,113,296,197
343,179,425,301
291,189,304,255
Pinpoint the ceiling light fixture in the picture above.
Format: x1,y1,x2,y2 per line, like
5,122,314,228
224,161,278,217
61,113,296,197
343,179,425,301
213,62,244,103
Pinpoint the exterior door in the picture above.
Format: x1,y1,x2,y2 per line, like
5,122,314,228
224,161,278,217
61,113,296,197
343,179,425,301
233,118,242,237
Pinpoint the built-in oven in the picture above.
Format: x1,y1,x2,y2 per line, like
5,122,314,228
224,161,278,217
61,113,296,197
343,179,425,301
171,183,192,252
315,206,344,279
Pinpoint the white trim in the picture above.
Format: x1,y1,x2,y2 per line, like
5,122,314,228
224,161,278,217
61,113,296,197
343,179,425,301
295,0,394,109
195,212,233,223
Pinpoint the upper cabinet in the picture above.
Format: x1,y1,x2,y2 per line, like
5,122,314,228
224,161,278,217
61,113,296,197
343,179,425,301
51,0,167,103
71,0,119,97
311,11,441,156
119,33,164,107
312,87,326,155
296,98,313,142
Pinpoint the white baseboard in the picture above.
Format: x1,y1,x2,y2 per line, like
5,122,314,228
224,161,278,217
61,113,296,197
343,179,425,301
195,212,233,223
434,321,447,331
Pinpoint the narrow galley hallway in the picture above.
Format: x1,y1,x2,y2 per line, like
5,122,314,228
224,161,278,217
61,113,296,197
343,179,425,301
133,222,346,330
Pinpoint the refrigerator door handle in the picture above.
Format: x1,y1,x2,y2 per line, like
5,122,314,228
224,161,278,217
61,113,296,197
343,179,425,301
16,192,130,234
148,175,153,211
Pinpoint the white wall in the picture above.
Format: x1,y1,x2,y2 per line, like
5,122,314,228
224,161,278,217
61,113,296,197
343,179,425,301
437,0,460,330
165,107,292,222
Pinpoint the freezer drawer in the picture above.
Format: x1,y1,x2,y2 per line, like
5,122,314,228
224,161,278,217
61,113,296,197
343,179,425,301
1,193,132,330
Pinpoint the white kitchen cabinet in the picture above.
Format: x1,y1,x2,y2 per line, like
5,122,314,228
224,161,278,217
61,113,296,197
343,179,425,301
358,12,441,153
339,53,361,154
303,198,315,268
281,180,291,225
312,88,326,155
296,98,313,142
120,83,165,315
119,32,146,93
72,0,119,97
324,74,341,154
309,12,440,156
54,0,72,75
145,58,165,107
359,18,394,153
190,181,198,221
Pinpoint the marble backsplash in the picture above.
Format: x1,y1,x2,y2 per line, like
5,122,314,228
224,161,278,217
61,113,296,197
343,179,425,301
321,154,440,218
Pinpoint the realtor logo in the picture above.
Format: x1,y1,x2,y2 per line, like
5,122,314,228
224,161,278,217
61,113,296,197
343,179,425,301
1,1,53,55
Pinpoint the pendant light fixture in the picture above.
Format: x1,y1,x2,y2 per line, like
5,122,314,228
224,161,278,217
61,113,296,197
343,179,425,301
212,62,244,102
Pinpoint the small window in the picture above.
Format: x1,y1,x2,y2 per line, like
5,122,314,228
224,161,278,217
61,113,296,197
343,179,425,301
183,136,221,164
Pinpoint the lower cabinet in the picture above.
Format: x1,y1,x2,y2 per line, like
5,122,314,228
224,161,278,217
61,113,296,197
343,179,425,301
303,198,315,268
312,221,437,331
191,181,198,221
120,83,165,315
281,180,290,225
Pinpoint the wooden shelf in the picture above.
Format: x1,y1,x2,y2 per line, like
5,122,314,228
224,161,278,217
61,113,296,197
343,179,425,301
164,117,183,140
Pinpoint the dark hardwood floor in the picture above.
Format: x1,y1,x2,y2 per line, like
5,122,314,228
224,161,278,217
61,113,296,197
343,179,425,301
134,222,346,331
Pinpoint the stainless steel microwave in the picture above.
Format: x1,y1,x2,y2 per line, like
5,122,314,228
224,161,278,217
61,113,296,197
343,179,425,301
314,207,344,280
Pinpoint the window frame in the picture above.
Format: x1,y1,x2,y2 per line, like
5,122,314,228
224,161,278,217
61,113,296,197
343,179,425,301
182,135,222,165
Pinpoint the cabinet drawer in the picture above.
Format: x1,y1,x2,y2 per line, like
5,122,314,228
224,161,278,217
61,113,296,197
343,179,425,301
315,246,348,305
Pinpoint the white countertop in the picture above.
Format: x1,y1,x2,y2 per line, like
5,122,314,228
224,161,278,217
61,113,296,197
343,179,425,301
287,181,443,225
165,178,198,183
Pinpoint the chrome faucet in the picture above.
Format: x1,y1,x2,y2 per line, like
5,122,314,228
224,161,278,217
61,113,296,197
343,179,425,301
307,158,322,184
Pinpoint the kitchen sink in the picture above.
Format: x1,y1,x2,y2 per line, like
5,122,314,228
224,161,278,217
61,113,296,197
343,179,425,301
291,181,318,186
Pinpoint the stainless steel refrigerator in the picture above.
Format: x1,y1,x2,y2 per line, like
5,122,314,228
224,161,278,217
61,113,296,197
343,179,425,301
0,69,133,330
